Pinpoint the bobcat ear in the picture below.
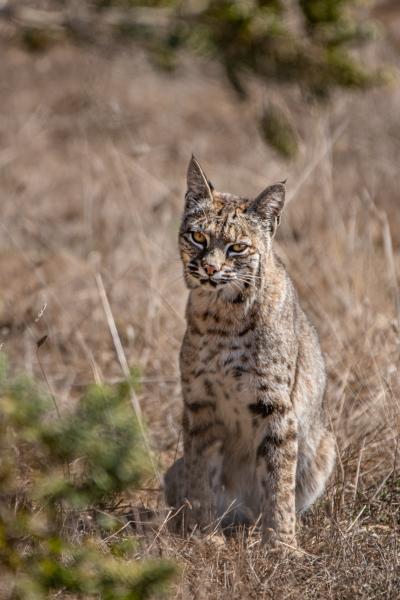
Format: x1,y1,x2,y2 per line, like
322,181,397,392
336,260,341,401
186,155,214,204
251,182,286,233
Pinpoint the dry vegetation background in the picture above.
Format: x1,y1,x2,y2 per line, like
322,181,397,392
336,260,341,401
1,2,400,598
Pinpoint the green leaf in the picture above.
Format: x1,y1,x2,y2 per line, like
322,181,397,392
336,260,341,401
260,104,298,159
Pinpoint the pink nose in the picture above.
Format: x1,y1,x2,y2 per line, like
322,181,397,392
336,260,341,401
204,264,218,276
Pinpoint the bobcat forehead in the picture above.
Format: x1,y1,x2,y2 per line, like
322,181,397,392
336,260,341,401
183,195,251,234
165,157,335,548
213,191,249,212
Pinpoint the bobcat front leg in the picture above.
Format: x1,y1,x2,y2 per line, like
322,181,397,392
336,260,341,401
182,404,224,533
256,407,298,549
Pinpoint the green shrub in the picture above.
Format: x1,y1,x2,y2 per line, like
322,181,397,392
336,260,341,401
0,353,175,599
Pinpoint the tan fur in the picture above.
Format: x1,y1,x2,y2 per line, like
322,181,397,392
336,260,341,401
164,157,335,548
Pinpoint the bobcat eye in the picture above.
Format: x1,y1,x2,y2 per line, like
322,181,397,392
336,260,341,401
190,231,207,246
228,243,248,254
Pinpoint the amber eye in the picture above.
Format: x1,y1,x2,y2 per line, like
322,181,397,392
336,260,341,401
229,243,247,254
191,231,207,245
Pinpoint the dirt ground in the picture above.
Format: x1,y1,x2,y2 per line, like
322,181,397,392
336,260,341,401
0,14,399,598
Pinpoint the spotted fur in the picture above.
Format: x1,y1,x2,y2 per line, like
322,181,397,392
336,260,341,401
164,156,335,549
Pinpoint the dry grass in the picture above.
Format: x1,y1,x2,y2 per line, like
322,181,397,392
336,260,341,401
0,21,399,599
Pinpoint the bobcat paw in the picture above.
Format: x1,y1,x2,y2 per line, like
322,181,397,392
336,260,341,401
264,528,300,556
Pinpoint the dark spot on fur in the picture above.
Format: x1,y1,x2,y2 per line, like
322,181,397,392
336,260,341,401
207,328,229,336
232,294,245,304
257,441,268,458
248,400,274,418
232,366,248,378
257,431,287,455
223,356,234,367
185,400,216,413
206,349,219,361
189,422,213,436
286,428,298,442
198,438,219,454
253,368,266,377
275,375,282,384
238,323,254,336
204,379,214,396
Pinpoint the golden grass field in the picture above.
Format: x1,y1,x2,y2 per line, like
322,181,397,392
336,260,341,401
1,8,400,597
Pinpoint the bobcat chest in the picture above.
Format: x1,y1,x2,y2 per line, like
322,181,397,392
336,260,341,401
188,335,256,435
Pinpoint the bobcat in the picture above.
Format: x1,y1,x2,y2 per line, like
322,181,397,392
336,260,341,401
164,156,335,549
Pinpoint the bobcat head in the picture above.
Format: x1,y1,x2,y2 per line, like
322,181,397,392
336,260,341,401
179,156,286,299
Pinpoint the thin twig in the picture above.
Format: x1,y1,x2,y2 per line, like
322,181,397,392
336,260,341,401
353,437,365,502
346,505,366,533
36,345,61,420
95,273,162,485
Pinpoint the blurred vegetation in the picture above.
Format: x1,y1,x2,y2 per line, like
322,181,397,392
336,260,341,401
0,1,390,156
0,353,174,599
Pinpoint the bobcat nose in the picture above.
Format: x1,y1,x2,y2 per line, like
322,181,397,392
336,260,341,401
204,264,218,276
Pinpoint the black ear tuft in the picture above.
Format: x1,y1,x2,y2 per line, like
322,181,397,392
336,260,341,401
251,183,286,232
186,155,214,201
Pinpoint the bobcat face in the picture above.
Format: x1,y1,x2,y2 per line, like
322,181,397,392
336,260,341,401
179,205,261,293
179,156,285,297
